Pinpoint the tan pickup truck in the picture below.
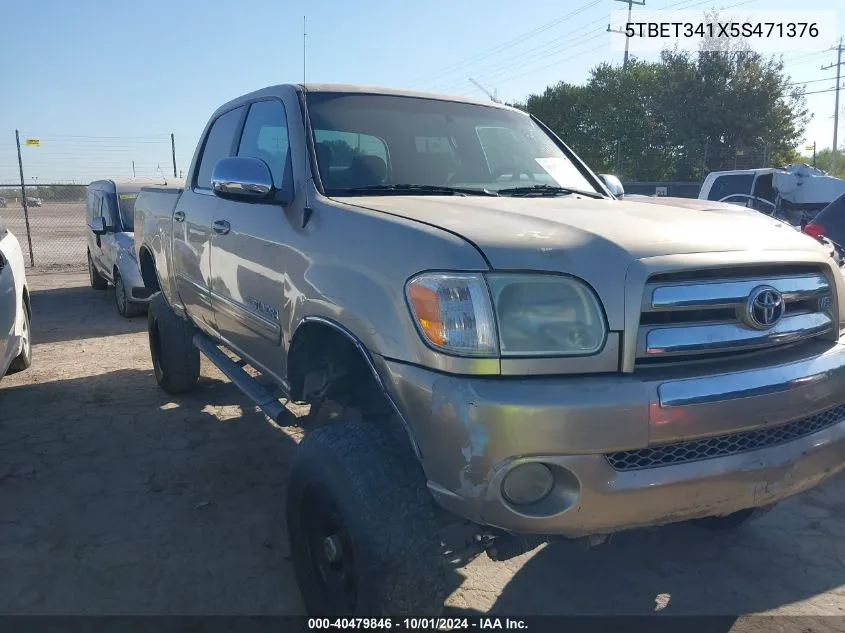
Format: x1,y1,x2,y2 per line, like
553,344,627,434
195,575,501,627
134,84,845,617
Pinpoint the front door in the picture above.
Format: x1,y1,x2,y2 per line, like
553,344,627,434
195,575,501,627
172,105,245,333
210,97,295,381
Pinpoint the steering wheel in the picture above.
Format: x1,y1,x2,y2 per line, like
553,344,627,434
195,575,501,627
492,164,536,182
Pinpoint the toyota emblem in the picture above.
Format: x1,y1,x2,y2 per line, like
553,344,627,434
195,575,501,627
743,285,785,330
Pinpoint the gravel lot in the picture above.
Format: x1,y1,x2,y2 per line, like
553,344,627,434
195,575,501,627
1,203,86,270
3,272,845,628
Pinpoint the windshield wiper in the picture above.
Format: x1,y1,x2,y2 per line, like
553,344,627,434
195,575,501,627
335,184,499,197
497,184,604,199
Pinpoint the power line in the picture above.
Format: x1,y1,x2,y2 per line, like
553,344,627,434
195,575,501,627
801,85,844,96
786,75,838,86
407,0,603,87
437,0,755,95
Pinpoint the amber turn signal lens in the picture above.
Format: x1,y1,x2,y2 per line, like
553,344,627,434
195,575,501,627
407,283,446,345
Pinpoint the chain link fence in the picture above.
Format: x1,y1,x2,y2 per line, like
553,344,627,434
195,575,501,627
0,184,87,271
0,131,184,272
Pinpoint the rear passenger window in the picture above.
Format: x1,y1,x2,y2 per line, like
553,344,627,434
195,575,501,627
196,107,245,190
237,100,290,188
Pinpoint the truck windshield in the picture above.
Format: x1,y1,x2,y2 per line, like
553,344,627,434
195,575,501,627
305,92,602,197
116,192,138,231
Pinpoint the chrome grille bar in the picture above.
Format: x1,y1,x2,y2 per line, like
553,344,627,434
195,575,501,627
646,273,829,312
640,312,833,357
637,269,834,363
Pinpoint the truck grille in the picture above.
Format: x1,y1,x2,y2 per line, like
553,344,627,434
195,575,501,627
636,266,834,365
606,402,845,471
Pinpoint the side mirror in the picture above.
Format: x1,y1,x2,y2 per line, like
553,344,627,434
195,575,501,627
211,157,276,201
600,174,625,198
88,216,107,235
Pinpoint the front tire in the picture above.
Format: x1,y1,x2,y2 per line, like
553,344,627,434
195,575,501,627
8,306,32,374
88,252,107,290
147,292,200,394
287,420,449,617
114,272,142,318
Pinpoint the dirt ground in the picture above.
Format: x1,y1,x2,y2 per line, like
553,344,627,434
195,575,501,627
3,273,845,627
2,203,86,270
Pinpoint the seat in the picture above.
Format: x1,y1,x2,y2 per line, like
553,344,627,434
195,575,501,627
346,155,387,188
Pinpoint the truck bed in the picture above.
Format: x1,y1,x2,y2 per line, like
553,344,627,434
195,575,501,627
134,181,185,304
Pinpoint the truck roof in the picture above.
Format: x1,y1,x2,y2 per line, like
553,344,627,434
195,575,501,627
213,83,520,117
89,176,184,195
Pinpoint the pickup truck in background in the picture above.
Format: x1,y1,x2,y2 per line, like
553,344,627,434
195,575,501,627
135,84,845,617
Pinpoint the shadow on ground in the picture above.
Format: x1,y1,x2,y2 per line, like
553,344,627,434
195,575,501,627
445,484,845,629
29,284,146,345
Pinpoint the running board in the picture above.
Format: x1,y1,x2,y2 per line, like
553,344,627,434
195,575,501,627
192,333,290,425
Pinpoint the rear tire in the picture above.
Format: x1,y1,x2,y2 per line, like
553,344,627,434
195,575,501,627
8,306,32,374
114,272,142,318
692,505,775,530
287,420,449,617
88,252,107,290
147,292,200,394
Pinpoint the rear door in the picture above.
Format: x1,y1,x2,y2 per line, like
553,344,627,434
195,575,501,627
172,105,246,333
209,97,295,380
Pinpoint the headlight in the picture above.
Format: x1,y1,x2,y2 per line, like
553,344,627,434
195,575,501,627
405,273,498,356
487,274,606,356
405,272,607,358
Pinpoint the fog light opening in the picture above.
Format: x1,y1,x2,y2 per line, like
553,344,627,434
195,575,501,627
501,462,554,506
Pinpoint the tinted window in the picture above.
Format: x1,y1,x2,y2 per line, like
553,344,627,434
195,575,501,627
706,174,754,201
86,189,98,222
117,192,138,231
305,93,598,194
811,193,845,244
237,100,290,188
196,107,245,189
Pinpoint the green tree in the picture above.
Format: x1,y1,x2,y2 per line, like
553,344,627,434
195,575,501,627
515,41,808,182
815,149,845,178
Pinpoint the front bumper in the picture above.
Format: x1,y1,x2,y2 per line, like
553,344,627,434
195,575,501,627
376,336,845,537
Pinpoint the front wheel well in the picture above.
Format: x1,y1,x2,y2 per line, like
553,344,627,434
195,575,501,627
139,246,160,292
287,320,414,449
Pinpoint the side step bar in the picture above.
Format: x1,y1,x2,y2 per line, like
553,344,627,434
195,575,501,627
192,333,290,425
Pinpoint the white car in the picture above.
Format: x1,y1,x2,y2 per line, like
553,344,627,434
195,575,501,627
0,215,32,379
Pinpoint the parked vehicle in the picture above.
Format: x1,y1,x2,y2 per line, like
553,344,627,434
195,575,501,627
0,213,32,379
0,196,7,208
86,177,178,317
136,84,845,617
699,164,845,226
25,196,42,207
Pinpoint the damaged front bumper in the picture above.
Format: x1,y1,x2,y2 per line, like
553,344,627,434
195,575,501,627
374,337,845,538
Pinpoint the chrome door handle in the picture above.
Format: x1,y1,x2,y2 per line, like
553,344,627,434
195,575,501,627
213,220,231,235
173,210,186,222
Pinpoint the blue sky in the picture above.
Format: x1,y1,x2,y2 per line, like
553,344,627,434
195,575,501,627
0,0,841,183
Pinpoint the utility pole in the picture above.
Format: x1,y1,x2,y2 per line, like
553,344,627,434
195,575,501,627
607,0,645,70
132,161,136,178
821,38,844,153
170,133,177,178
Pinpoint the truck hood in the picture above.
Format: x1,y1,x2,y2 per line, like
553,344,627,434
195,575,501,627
343,195,828,330
344,194,819,266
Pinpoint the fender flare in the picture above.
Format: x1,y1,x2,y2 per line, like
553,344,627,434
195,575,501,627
295,315,422,460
